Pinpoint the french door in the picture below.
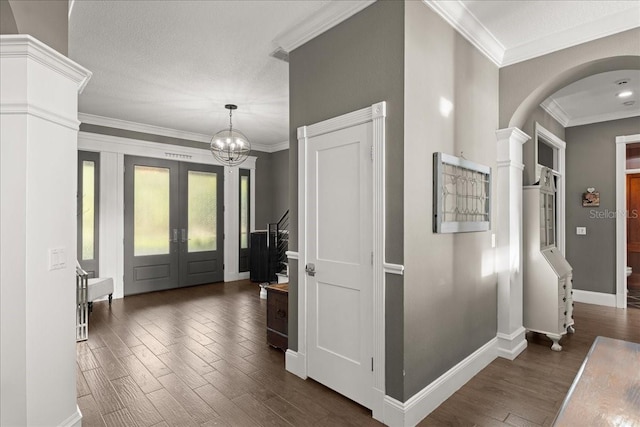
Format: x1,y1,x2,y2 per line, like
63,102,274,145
124,156,224,295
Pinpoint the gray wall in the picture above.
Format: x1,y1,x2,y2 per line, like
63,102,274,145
0,0,18,34
253,148,289,228
566,117,640,294
271,149,289,221
288,0,405,399
403,0,499,400
499,29,640,129
2,0,68,55
254,151,272,229
522,107,566,185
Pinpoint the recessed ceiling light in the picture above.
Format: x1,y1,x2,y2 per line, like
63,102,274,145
617,90,633,98
615,78,630,86
623,100,636,106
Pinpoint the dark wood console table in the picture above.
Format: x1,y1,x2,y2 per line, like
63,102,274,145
266,283,288,350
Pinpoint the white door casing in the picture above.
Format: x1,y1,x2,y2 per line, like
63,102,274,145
616,133,640,309
307,122,374,408
292,102,393,422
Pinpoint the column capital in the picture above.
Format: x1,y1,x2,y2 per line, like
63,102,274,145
1,35,92,93
496,127,530,165
496,127,530,145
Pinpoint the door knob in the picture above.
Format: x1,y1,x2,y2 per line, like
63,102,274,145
305,263,316,277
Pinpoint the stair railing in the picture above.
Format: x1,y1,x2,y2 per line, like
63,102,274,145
267,210,289,283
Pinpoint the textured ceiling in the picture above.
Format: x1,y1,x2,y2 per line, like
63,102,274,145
543,70,640,127
69,0,330,147
70,1,639,148
462,0,639,51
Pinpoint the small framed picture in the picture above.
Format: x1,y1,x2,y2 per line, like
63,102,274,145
582,191,600,207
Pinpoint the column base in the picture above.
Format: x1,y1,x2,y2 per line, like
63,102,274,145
496,327,527,360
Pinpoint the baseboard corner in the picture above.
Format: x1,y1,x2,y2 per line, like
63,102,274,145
59,405,82,427
285,349,307,379
382,337,498,426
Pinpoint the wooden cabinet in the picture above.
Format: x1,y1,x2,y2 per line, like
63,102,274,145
266,283,288,350
523,168,574,351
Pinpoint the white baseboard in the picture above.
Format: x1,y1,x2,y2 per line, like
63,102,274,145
572,289,617,307
238,272,250,280
382,338,498,427
496,326,527,360
59,405,82,427
371,387,386,424
285,349,307,379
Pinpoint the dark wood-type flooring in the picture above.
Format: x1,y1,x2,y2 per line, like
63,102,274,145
78,280,640,427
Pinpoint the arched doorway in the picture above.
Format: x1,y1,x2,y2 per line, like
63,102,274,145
495,49,640,358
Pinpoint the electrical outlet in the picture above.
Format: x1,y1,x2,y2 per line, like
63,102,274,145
576,227,587,235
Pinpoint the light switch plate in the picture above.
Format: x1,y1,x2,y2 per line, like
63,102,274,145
576,227,587,235
48,247,66,270
49,248,59,271
491,233,496,248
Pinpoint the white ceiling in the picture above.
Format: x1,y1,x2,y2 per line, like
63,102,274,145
70,0,332,150
542,70,640,128
70,0,640,150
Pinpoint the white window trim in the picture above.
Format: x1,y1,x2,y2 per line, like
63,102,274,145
534,123,566,255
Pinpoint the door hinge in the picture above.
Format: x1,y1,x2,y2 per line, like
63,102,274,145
223,263,225,270
371,251,374,265
370,146,374,160
371,357,374,371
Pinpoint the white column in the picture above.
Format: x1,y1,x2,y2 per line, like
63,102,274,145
495,127,530,360
0,35,91,426
224,166,239,282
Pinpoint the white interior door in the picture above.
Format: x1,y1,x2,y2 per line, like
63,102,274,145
306,122,373,408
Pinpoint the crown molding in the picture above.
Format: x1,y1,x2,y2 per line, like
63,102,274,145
540,99,570,127
79,112,211,143
541,98,640,128
1,34,92,93
501,8,640,67
78,112,283,153
273,0,375,53
269,140,290,153
566,110,640,128
422,1,640,68
422,0,504,67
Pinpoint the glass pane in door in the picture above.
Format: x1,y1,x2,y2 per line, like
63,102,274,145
240,175,249,249
82,160,95,260
134,165,171,256
188,171,217,252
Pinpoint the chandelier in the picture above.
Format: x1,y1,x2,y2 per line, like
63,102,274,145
210,104,251,166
